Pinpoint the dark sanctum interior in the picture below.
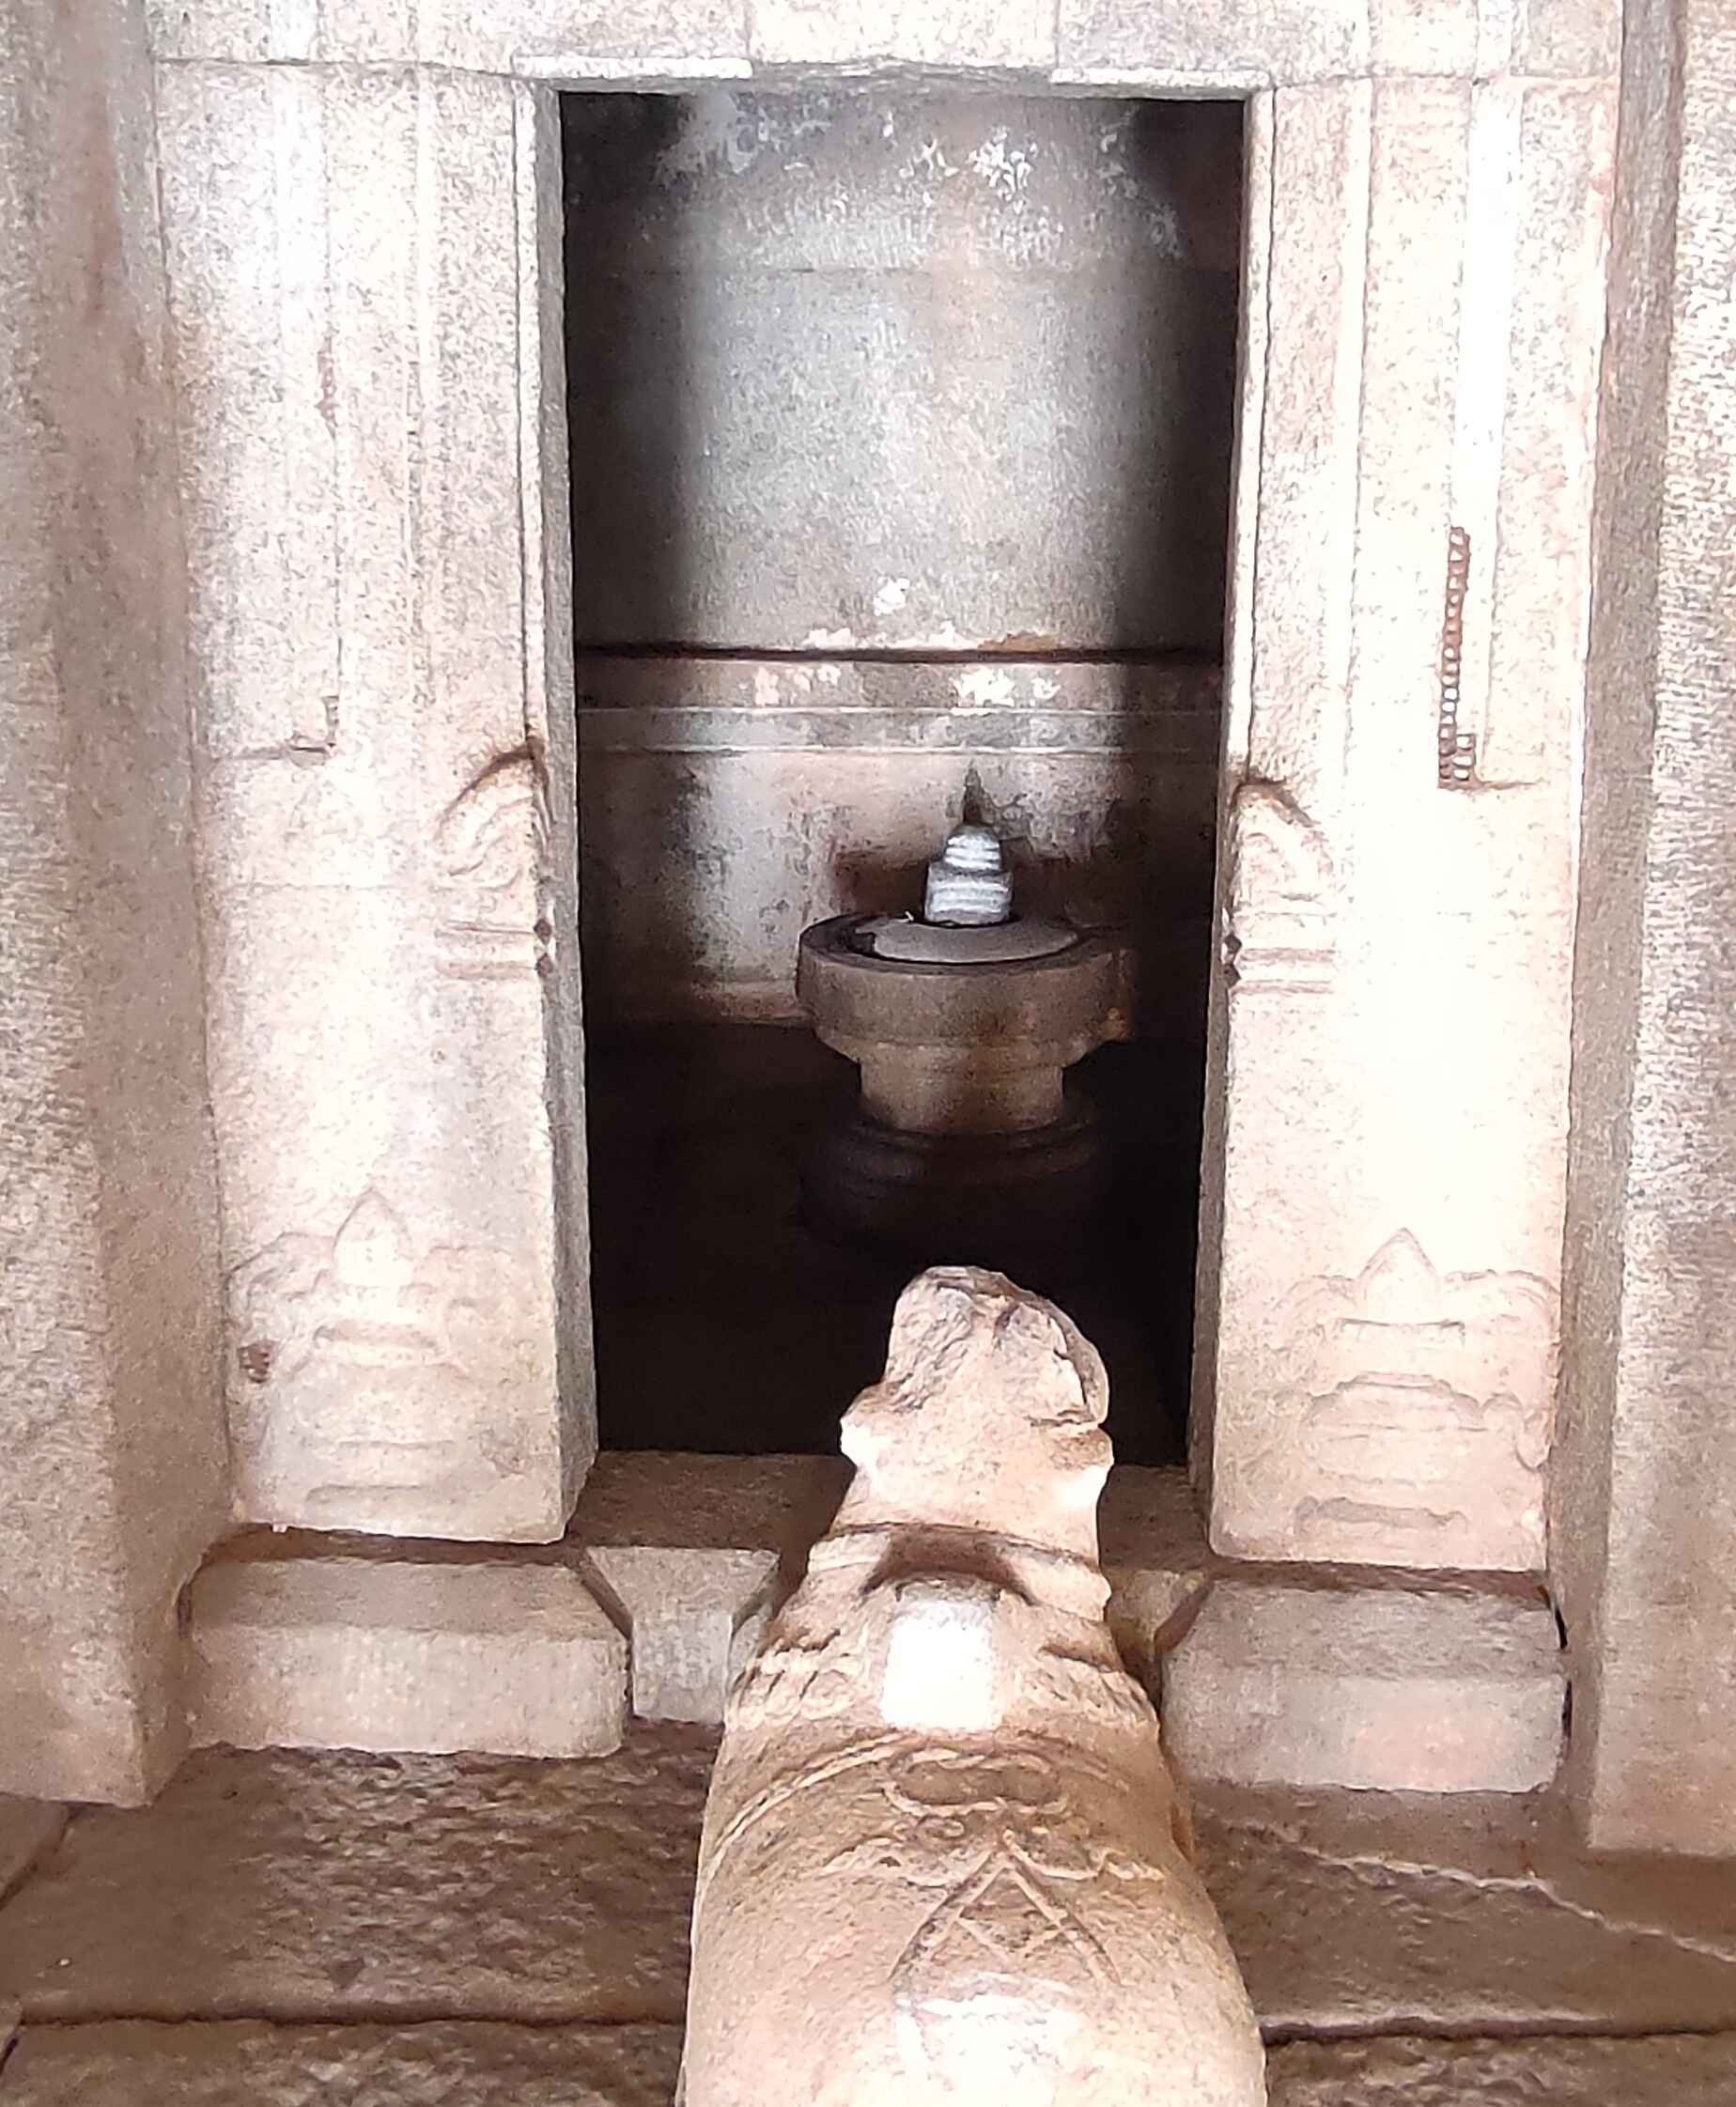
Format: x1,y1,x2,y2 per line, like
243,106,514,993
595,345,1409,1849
563,88,1243,1461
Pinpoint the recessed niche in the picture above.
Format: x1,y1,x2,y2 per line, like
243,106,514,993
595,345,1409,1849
563,87,1243,1461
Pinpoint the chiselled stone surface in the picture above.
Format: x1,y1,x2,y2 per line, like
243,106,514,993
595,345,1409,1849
178,1457,1205,1745
1554,0,1736,1855
1267,2033,1736,2105
0,1727,708,2024
685,1269,1263,2107
145,0,752,74
577,657,1219,1030
748,0,1055,71
0,2022,685,2106
56,2020,1718,2107
576,1454,1213,1706
188,1557,628,1758
154,62,590,1539
0,0,228,1805
144,0,1616,76
566,92,1235,656
571,1452,1211,1653
1216,1232,1558,1573
1511,0,1621,77
1057,0,1617,83
1201,70,1606,1578
569,1451,853,1563
566,91,1233,1035
1167,1577,1564,1792
1097,1463,1215,1683
588,1547,777,1725
1056,0,1367,85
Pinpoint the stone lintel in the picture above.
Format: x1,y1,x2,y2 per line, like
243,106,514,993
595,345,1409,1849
143,0,1617,80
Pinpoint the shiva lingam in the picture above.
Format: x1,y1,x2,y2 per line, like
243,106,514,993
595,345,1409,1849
797,820,1128,1272
680,1266,1266,2107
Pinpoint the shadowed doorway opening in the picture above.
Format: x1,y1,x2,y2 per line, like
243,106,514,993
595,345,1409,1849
564,88,1243,1460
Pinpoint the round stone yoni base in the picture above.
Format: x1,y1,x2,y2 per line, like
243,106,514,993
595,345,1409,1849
802,1100,1108,1278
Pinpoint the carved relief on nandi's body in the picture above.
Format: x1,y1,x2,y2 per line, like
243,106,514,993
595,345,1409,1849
682,1266,1266,2107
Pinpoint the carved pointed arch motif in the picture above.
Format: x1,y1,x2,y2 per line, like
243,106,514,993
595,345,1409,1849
433,751,551,979
1222,782,1337,990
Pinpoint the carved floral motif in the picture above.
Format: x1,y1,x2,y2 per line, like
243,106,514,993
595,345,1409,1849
1249,1229,1557,1567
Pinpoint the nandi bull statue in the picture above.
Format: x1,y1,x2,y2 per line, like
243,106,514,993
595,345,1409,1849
681,1266,1266,2107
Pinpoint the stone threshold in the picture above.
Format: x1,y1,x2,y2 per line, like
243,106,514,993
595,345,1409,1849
185,1456,1565,1796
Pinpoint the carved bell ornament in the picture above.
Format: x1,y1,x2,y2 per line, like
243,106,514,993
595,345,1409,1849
680,1266,1267,2107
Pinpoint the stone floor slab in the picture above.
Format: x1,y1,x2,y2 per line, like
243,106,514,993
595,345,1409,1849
0,1800,65,1908
1197,1786,1736,2036
0,1727,710,2025
1267,2032,1736,2103
5,1728,1736,2045
0,2020,683,2104
9,2020,1731,2106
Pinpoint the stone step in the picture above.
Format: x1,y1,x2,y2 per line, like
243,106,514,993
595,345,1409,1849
1265,2034,1736,2105
1165,1571,1567,1791
185,1455,1214,1753
0,2020,682,2105
194,1459,1564,1793
190,1557,628,1759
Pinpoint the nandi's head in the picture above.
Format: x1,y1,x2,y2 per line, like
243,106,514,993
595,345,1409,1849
833,1267,1113,1567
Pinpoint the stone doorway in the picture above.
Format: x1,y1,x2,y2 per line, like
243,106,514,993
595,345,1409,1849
17,0,1682,1853
566,89,1244,1460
